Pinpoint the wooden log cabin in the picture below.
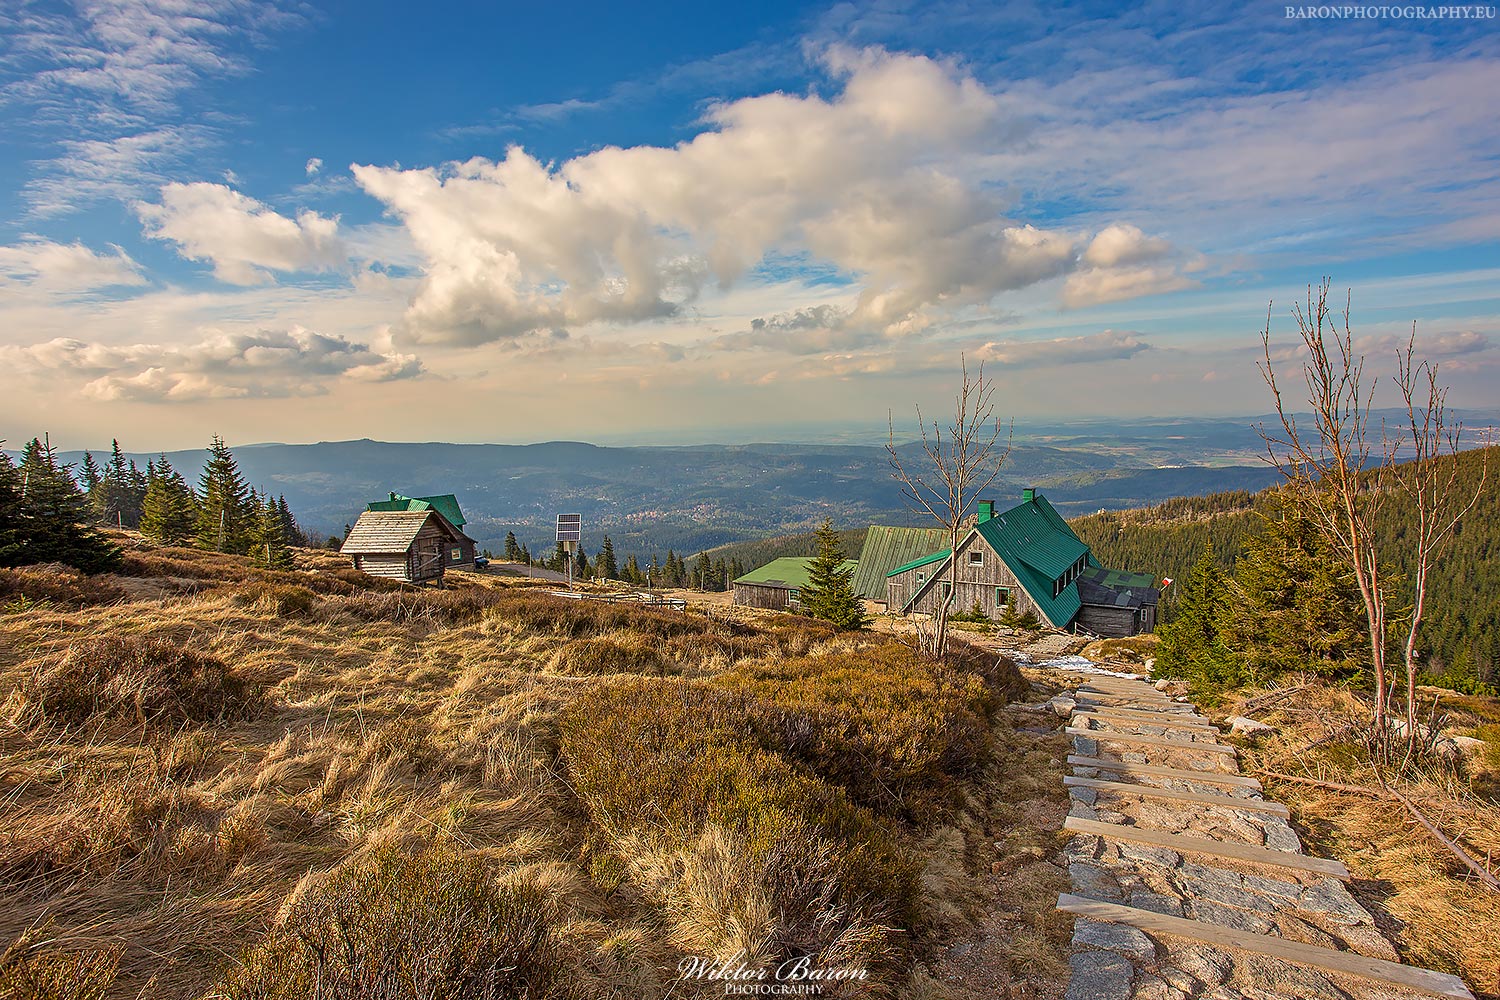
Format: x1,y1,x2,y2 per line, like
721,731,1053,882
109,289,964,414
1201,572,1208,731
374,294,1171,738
364,492,478,568
883,489,1159,637
342,510,465,585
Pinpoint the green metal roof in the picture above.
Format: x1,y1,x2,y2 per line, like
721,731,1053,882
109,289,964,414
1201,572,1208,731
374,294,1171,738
972,494,1088,627
851,525,952,597
892,494,1092,628
887,549,950,577
734,556,857,590
367,492,467,528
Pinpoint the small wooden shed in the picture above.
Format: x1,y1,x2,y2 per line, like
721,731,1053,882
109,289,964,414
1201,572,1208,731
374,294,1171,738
342,510,464,585
732,556,857,612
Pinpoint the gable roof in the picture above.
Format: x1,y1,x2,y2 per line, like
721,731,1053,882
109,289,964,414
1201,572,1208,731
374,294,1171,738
887,549,950,577
851,525,952,597
367,492,467,528
734,556,858,591
896,494,1091,628
343,510,462,554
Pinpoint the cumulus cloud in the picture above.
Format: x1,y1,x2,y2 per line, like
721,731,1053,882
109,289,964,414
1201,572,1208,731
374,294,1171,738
1082,224,1173,269
0,237,146,293
353,48,1101,348
305,157,323,176
1,327,420,402
1062,265,1196,309
972,330,1151,368
137,182,346,284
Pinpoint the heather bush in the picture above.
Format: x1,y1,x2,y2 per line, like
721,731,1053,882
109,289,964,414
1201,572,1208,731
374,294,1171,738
484,591,726,640
236,582,317,617
0,934,120,1000
322,586,503,625
560,679,916,980
23,635,259,726
714,642,997,814
0,565,125,610
216,846,564,1000
548,633,670,675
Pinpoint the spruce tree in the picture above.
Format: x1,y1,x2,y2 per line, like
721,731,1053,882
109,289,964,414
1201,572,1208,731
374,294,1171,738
573,546,588,580
1156,550,1244,692
623,554,641,584
141,454,199,545
79,451,103,510
800,519,868,631
125,458,146,528
598,535,619,579
713,556,728,591
503,531,521,561
1233,495,1368,681
253,494,295,569
9,437,120,572
693,552,712,589
275,495,305,547
0,449,27,565
197,436,251,553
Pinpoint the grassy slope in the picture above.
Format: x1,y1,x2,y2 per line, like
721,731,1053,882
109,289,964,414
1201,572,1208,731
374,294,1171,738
0,535,1042,1000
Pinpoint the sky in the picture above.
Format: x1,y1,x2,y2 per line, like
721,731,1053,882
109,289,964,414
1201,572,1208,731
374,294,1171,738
1,0,1497,451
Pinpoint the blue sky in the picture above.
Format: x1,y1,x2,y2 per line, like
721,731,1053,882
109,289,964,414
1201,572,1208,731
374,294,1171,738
1,0,1497,449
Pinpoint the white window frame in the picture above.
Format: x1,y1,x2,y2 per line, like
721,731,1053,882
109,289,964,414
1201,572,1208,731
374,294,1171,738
968,550,984,567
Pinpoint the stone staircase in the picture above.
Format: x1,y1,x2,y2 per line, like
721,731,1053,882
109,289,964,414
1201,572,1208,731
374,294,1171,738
1056,674,1474,1000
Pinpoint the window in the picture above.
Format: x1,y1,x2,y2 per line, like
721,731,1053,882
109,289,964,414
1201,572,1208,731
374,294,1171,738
941,582,952,599
917,571,926,584
451,547,462,560
789,588,801,604
995,586,1010,607
968,550,984,567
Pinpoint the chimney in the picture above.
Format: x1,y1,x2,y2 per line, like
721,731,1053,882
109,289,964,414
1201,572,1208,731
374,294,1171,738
390,492,398,501
1022,487,1036,503
978,500,994,524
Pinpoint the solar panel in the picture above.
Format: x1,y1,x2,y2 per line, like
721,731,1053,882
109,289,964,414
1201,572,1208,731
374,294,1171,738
556,513,581,542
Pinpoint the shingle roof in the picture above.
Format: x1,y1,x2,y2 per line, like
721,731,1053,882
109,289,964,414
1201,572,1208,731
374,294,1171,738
343,510,459,554
851,525,952,597
734,556,858,590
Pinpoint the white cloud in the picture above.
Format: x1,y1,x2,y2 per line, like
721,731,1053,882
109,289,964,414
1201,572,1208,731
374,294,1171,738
137,182,347,285
3,1,304,215
354,48,1103,348
1,327,421,402
23,126,209,217
1082,224,1173,269
1062,265,1197,309
0,237,146,294
305,157,323,176
972,330,1152,368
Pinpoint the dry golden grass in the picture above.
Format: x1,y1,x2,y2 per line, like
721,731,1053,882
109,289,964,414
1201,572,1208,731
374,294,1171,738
1231,682,1500,995
0,544,1039,999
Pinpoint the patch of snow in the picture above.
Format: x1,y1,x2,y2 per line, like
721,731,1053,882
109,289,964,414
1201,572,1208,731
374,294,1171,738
1037,654,1146,680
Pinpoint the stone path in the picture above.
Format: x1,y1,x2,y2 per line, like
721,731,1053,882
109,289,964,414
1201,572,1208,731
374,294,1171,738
1053,675,1474,1000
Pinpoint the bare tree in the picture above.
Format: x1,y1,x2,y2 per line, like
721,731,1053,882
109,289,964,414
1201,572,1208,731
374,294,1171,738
1257,281,1392,727
1389,329,1489,737
887,355,1012,658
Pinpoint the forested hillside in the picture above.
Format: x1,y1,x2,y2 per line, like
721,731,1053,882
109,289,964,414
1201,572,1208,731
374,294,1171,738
701,526,871,569
1074,446,1499,690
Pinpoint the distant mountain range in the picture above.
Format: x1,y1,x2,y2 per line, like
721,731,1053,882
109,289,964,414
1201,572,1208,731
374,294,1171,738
18,409,1493,560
